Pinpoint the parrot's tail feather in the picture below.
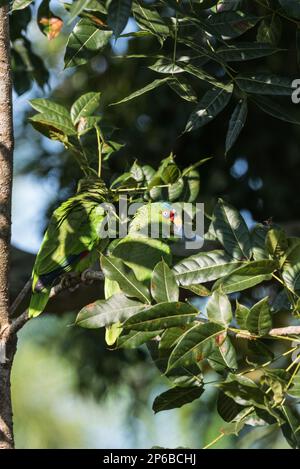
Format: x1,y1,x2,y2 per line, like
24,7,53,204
28,289,51,318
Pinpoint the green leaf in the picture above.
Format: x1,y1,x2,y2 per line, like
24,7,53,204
30,112,76,136
111,236,172,284
185,85,233,132
208,336,238,371
173,250,244,286
168,78,198,103
100,254,151,303
213,260,277,294
207,290,232,326
159,327,188,350
279,0,300,19
152,386,204,413
252,96,300,125
251,224,270,260
265,227,288,261
216,42,282,62
111,77,171,105
151,260,179,303
168,322,226,371
181,284,211,297
213,198,252,260
12,0,33,10
236,74,293,96
67,0,92,24
132,2,169,43
30,98,70,119
206,11,259,38
218,373,266,409
246,297,272,336
117,330,159,348
70,91,101,125
225,99,247,154
282,263,300,293
181,63,227,89
217,392,244,422
281,405,300,449
235,301,249,329
287,370,300,398
64,19,112,68
149,58,184,74
75,292,146,328
257,17,282,45
108,0,132,38
123,301,198,331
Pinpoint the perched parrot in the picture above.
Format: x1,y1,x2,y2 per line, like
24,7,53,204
29,179,112,318
128,201,183,238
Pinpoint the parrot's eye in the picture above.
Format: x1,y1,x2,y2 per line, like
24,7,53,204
162,210,170,218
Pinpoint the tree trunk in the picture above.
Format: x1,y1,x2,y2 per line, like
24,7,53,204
0,5,15,449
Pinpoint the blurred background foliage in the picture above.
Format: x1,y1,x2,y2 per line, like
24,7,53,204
10,0,300,448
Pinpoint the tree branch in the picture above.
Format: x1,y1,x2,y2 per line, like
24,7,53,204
6,269,105,336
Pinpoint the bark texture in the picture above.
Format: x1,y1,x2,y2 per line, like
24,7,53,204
0,5,15,450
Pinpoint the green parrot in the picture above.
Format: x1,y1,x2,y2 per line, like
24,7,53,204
29,179,112,318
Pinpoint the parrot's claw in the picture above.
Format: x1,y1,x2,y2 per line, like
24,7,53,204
81,269,94,285
61,272,80,290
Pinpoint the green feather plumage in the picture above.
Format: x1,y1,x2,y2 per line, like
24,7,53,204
29,180,112,318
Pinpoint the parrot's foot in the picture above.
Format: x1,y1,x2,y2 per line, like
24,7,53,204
81,269,95,285
61,272,80,292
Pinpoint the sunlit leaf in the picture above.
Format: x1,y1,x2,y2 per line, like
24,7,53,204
213,260,277,293
151,260,179,303
123,301,198,331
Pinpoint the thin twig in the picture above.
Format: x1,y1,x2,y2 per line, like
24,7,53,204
9,278,32,316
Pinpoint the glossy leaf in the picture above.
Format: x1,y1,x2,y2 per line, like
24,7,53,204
108,0,132,38
100,254,151,303
185,85,233,132
117,330,160,348
75,292,146,328
217,42,282,62
225,99,247,154
70,92,101,125
152,386,204,413
246,297,272,336
208,336,238,372
12,0,33,10
235,301,249,329
213,198,252,259
173,250,244,286
64,19,112,68
236,74,293,96
213,260,277,294
123,301,198,331
217,392,244,422
151,260,179,303
168,322,226,370
133,2,169,43
207,290,232,326
168,78,198,103
112,77,171,105
206,11,259,39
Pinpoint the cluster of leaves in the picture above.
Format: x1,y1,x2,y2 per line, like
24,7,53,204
75,197,300,448
11,0,300,152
